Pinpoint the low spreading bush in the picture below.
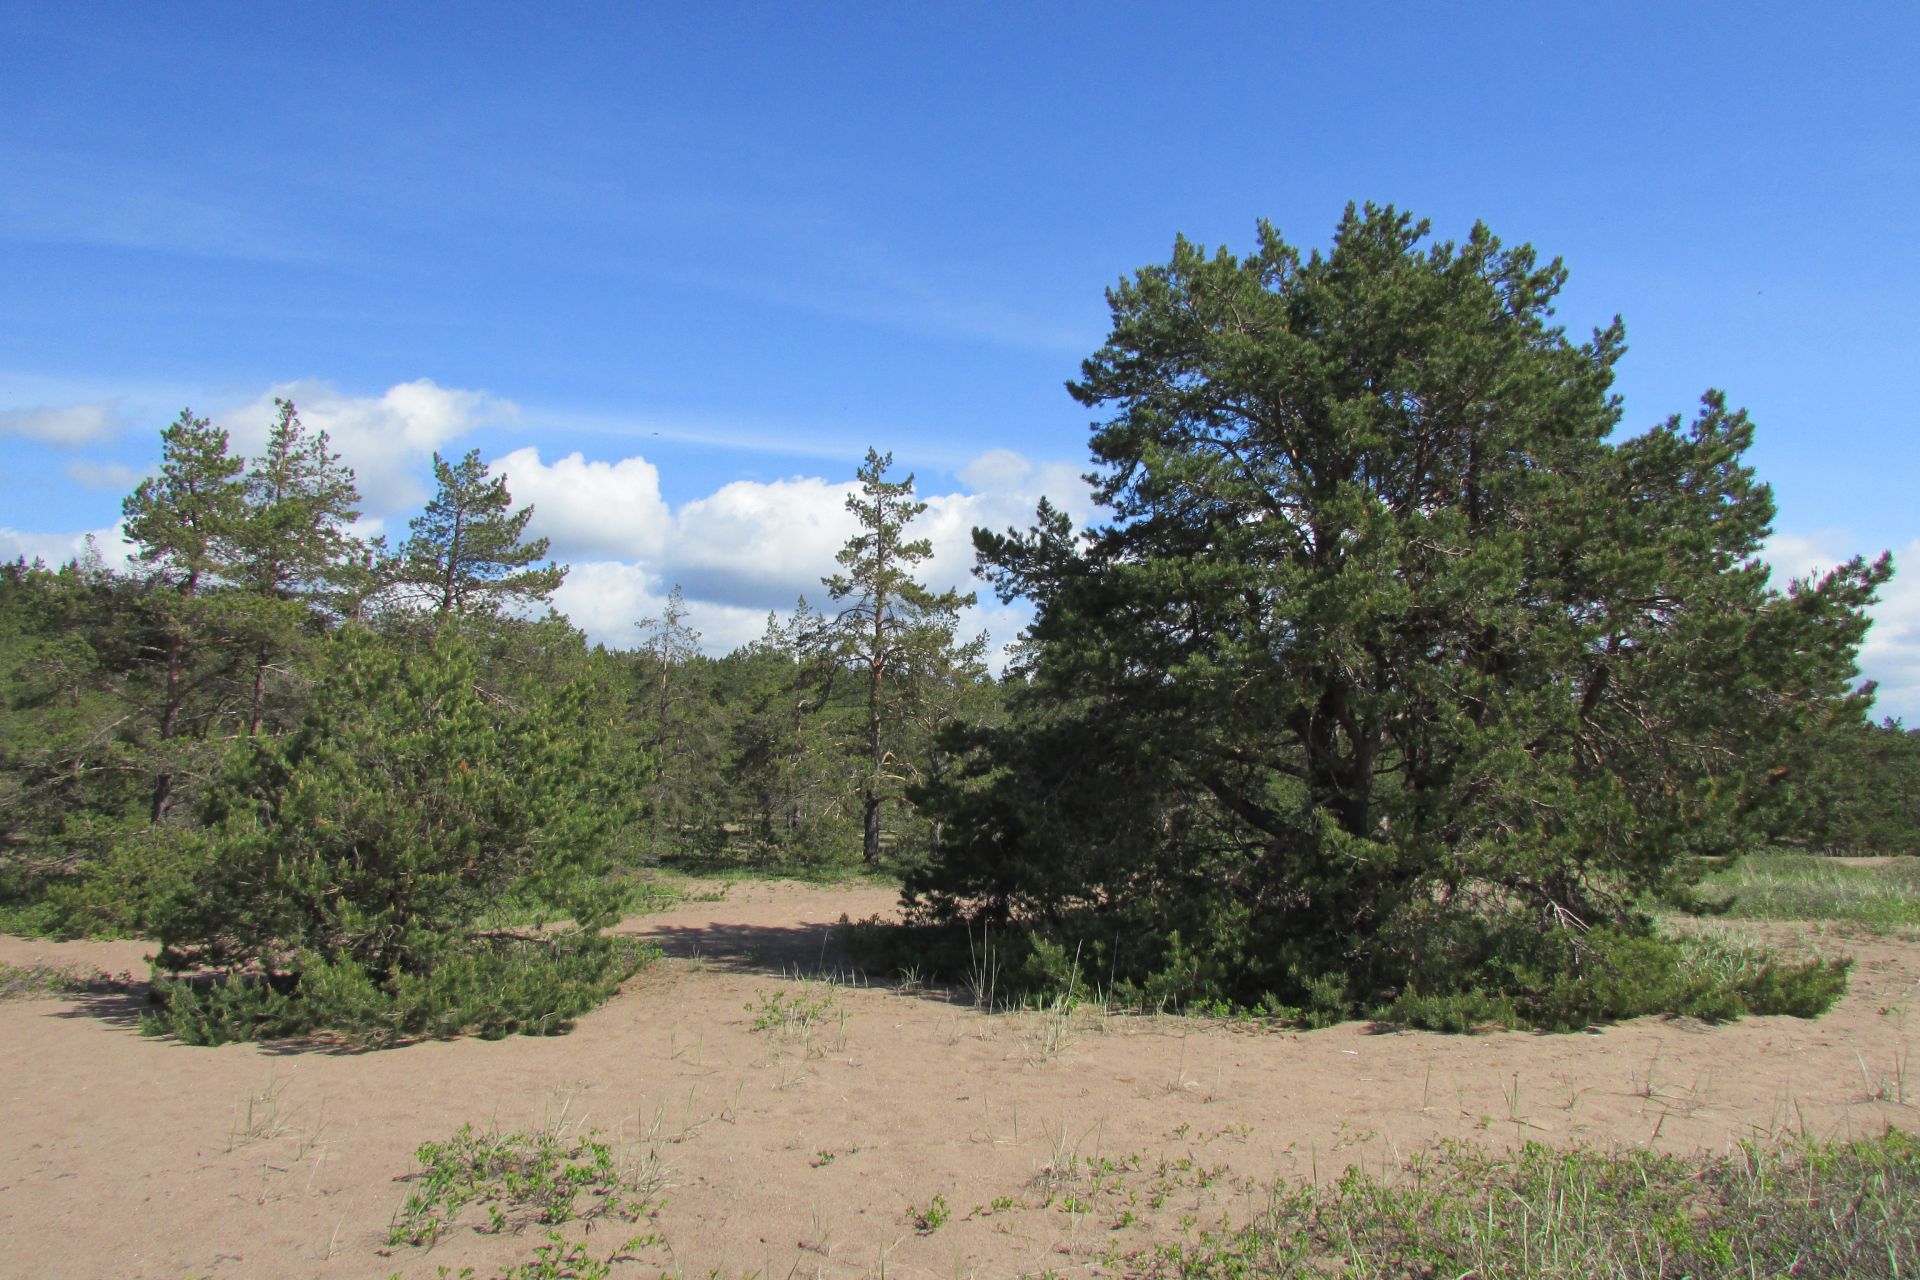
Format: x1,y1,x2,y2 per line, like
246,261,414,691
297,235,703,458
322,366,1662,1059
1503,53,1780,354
844,910,1849,1031
146,933,656,1046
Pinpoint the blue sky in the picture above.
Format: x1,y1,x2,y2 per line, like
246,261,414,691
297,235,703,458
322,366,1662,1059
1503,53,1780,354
3,4,1916,714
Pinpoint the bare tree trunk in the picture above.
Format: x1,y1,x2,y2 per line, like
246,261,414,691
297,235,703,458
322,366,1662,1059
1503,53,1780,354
247,645,269,736
864,590,886,865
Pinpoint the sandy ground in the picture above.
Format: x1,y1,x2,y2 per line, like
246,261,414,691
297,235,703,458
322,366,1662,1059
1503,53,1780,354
1,881,1915,1279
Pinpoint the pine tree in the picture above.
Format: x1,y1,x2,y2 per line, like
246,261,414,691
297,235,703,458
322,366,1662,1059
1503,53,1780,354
0,558,155,908
722,598,857,861
121,409,246,822
633,585,713,856
154,626,631,980
398,449,565,616
824,449,983,865
915,206,1890,1013
231,399,363,733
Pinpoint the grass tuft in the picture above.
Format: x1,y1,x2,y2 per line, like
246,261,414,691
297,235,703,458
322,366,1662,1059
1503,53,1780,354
1695,853,1920,933
1138,1130,1920,1278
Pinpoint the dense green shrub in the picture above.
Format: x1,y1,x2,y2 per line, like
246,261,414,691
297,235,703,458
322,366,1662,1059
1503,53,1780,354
146,934,656,1046
142,625,648,1044
1374,927,1850,1031
844,911,1848,1031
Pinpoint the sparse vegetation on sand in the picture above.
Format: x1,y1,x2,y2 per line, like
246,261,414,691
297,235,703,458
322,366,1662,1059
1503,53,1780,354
1695,852,1920,933
1137,1130,1920,1279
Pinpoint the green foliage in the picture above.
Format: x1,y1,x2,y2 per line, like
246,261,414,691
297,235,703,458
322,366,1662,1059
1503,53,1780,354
745,985,839,1039
1140,1131,1920,1279
139,624,646,1043
146,934,655,1046
844,911,1846,1032
1696,851,1920,931
908,1192,951,1234
824,448,986,865
1778,717,1920,856
3,401,372,867
398,449,565,616
0,960,93,1000
700,600,864,867
36,817,209,938
231,399,365,607
0,558,177,914
227,398,367,733
121,408,247,595
123,411,250,822
387,1122,665,1248
153,626,631,975
1374,928,1850,1032
910,204,1885,1020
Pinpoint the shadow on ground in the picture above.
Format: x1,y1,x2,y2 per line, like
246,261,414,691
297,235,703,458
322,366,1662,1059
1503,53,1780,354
632,919,864,976
50,982,151,1033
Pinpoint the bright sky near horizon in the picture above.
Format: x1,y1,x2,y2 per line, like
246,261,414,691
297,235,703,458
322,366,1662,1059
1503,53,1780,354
3,4,1917,716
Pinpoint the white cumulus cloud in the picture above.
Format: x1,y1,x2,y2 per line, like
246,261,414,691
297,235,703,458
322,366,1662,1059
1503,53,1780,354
1858,540,1920,724
492,447,671,561
667,475,862,608
536,448,1095,664
1765,529,1920,724
217,379,516,517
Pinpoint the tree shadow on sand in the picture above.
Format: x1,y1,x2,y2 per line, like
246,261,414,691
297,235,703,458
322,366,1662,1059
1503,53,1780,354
48,978,152,1033
627,917,999,1017
629,918,864,976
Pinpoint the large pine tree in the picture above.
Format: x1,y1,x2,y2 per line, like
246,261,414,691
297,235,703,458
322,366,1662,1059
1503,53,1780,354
230,399,364,733
912,206,1889,1011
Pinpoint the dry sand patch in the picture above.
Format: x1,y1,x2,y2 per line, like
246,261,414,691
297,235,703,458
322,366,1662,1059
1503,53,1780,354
1,882,1914,1278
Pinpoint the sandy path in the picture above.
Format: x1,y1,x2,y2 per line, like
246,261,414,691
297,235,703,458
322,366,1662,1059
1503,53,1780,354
1,883,1915,1279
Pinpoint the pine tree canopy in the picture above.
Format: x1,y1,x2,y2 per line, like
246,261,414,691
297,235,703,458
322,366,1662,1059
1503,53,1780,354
910,205,1892,1006
399,449,565,616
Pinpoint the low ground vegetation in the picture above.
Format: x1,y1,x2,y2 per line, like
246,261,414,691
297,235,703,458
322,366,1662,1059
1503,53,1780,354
844,911,1853,1032
1696,851,1920,933
363,1116,1918,1277
1137,1130,1920,1279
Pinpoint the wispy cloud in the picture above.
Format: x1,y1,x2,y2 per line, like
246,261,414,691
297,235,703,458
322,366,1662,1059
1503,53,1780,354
62,459,143,491
0,150,343,264
526,404,929,468
0,401,121,447
628,251,1098,356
